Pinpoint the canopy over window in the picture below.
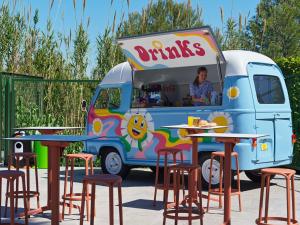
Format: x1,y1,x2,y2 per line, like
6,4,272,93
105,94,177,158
117,26,225,71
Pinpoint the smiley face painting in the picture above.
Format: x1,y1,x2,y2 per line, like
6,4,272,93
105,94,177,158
121,109,154,151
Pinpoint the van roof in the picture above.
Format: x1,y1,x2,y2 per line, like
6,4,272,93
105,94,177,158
100,50,277,85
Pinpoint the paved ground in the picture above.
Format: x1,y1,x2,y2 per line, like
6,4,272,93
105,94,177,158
0,167,299,225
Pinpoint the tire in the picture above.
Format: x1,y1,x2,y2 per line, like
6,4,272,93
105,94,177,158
100,148,130,179
199,152,222,189
245,170,275,183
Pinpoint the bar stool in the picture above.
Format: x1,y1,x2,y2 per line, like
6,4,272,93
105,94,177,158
207,151,242,212
62,153,94,220
256,168,298,225
79,174,123,225
163,163,204,225
5,152,40,215
0,170,28,225
153,148,185,206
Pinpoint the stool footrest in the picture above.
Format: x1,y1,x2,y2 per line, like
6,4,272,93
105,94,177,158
164,208,204,220
6,190,39,198
256,216,298,225
208,188,240,196
62,193,92,201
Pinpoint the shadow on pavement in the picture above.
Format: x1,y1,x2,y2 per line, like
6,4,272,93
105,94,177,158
122,199,164,211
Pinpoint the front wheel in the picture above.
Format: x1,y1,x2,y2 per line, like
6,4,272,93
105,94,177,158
245,170,275,183
100,149,129,179
199,153,221,189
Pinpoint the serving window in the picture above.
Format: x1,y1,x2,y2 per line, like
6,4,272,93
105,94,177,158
131,65,224,108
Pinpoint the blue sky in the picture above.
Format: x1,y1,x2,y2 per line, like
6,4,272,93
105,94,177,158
4,0,260,75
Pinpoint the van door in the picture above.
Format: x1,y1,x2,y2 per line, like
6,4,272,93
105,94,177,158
248,63,293,163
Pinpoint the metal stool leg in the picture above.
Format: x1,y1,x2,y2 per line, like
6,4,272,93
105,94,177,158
197,168,204,225
174,168,180,225
25,157,31,212
235,155,242,212
258,174,266,224
34,156,40,209
62,157,69,220
118,183,123,225
264,175,270,223
291,175,296,221
10,178,15,225
206,154,214,212
21,174,29,225
109,185,114,225
153,152,160,206
286,175,291,225
15,157,20,213
219,156,223,209
163,167,170,225
90,183,96,225
188,172,192,225
79,181,87,225
69,158,75,215
85,159,90,221
4,155,13,216
0,177,2,224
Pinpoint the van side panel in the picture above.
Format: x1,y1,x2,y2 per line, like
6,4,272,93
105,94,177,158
221,75,257,170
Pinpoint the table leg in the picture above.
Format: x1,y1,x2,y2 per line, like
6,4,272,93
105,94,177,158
49,146,61,225
223,143,234,225
48,151,52,207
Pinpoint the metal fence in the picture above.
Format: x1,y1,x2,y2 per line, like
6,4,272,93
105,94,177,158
0,72,99,163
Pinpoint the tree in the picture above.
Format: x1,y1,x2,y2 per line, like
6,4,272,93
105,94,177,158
92,0,204,79
246,0,300,58
72,23,89,79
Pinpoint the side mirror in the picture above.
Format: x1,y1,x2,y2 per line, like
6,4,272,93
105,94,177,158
81,100,87,112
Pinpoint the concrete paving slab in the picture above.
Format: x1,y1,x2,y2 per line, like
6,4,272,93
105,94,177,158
0,167,299,225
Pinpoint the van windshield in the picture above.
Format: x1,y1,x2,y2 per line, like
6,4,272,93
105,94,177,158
253,75,285,104
131,65,224,108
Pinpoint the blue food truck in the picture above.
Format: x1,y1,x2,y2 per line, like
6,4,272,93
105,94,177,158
84,27,295,187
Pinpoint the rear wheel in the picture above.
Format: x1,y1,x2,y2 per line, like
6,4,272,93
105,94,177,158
100,148,129,179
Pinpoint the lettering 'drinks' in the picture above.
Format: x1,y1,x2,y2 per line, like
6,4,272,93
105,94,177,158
134,40,206,62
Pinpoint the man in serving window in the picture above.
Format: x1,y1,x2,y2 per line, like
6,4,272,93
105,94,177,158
189,66,214,106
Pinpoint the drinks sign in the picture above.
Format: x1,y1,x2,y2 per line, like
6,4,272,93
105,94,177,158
117,27,225,71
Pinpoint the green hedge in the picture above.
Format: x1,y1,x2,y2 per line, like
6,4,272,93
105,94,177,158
276,57,300,169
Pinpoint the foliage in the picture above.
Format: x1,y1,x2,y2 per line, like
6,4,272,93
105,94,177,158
246,0,300,58
92,0,204,79
72,23,89,79
276,57,300,168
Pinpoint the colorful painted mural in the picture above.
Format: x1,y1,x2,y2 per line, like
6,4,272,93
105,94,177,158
88,106,236,161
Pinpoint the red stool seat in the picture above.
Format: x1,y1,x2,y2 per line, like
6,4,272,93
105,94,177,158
207,151,242,212
153,148,185,206
5,152,40,217
83,174,122,185
0,170,29,225
62,153,94,220
256,168,298,225
163,163,204,225
80,174,123,225
261,168,296,176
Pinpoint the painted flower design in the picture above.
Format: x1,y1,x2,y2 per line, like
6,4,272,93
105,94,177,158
227,86,240,100
177,129,190,141
208,112,233,133
121,109,154,151
92,118,103,135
